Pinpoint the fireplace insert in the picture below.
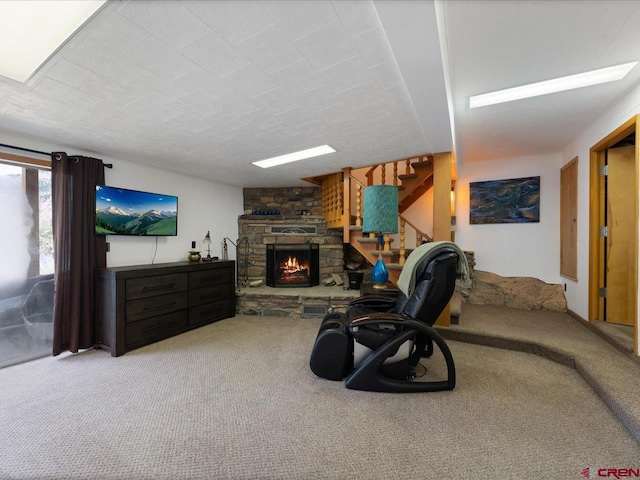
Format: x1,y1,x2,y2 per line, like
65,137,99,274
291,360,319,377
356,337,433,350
266,244,319,287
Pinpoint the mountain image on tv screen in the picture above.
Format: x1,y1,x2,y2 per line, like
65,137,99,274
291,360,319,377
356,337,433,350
96,186,178,236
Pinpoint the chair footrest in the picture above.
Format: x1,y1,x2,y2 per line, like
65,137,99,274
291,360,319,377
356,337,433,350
310,314,353,380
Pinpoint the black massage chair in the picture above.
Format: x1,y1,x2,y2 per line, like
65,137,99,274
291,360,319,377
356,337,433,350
310,244,461,393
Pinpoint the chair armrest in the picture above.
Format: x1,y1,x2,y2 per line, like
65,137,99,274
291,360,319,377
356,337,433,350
348,312,409,327
348,296,396,312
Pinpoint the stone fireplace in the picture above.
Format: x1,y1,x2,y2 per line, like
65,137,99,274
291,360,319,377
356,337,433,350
238,187,344,287
266,244,320,287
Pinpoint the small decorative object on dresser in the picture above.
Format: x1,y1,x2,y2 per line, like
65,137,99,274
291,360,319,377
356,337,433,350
202,230,213,262
188,241,201,262
96,260,235,356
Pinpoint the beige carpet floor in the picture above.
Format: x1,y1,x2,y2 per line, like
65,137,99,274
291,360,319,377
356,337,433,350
0,308,639,480
441,303,640,442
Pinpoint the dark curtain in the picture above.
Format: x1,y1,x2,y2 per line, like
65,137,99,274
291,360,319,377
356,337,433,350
51,152,106,356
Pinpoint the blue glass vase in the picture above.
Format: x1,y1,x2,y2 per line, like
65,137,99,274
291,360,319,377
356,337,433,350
371,258,389,286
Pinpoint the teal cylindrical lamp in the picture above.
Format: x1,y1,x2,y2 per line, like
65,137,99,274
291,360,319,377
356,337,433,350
363,185,398,288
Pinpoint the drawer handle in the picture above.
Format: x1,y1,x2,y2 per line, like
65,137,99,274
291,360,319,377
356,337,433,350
143,322,177,333
142,283,176,292
142,302,175,311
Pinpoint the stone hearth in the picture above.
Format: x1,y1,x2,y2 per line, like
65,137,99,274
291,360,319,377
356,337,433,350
235,284,359,318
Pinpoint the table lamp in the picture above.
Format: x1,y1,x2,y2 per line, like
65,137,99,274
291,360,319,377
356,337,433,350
202,231,213,262
362,185,398,288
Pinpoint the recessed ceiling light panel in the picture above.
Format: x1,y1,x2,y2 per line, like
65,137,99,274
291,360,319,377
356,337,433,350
469,62,638,109
0,0,106,83
252,145,336,169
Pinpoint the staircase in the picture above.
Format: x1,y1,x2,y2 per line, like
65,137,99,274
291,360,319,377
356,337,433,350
304,152,455,287
398,160,434,213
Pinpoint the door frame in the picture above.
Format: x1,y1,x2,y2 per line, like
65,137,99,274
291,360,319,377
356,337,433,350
589,115,639,355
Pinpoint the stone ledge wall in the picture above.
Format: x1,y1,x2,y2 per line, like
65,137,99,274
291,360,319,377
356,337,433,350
457,270,567,312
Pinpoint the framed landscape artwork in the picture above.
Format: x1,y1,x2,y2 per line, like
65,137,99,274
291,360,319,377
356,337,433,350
470,176,540,224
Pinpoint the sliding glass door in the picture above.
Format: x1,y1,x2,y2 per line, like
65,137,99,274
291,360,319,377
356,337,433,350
0,160,53,368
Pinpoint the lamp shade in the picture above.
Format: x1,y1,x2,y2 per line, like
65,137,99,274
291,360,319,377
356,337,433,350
362,185,398,234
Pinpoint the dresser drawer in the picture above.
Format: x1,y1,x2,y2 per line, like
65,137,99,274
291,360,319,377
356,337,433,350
189,299,233,327
126,310,188,348
189,268,232,289
126,292,188,322
126,273,188,300
188,286,229,307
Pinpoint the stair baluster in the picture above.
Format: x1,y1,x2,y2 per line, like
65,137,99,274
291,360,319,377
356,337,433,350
355,183,362,227
336,178,342,225
399,217,406,266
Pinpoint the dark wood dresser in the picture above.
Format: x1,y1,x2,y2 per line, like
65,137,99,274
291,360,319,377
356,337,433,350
96,261,235,356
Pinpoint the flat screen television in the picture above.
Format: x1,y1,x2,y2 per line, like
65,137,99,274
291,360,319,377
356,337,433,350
95,185,178,236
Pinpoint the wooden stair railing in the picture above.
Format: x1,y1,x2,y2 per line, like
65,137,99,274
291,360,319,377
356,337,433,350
343,177,435,285
306,151,455,326
321,171,344,229
398,214,432,266
307,152,454,286
362,155,434,213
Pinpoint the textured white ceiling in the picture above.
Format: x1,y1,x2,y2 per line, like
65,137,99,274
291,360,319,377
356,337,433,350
0,0,639,187
441,0,640,164
0,0,442,187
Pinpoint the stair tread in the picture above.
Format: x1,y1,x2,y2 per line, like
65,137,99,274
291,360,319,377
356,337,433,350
411,161,431,168
356,237,395,244
356,237,378,243
370,250,396,257
398,173,417,180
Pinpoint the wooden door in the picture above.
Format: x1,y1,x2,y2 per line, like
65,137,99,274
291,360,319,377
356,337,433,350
605,145,635,326
560,158,578,280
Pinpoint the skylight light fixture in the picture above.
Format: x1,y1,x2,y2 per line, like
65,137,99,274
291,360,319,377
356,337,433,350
252,145,336,169
469,62,638,109
0,0,106,83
